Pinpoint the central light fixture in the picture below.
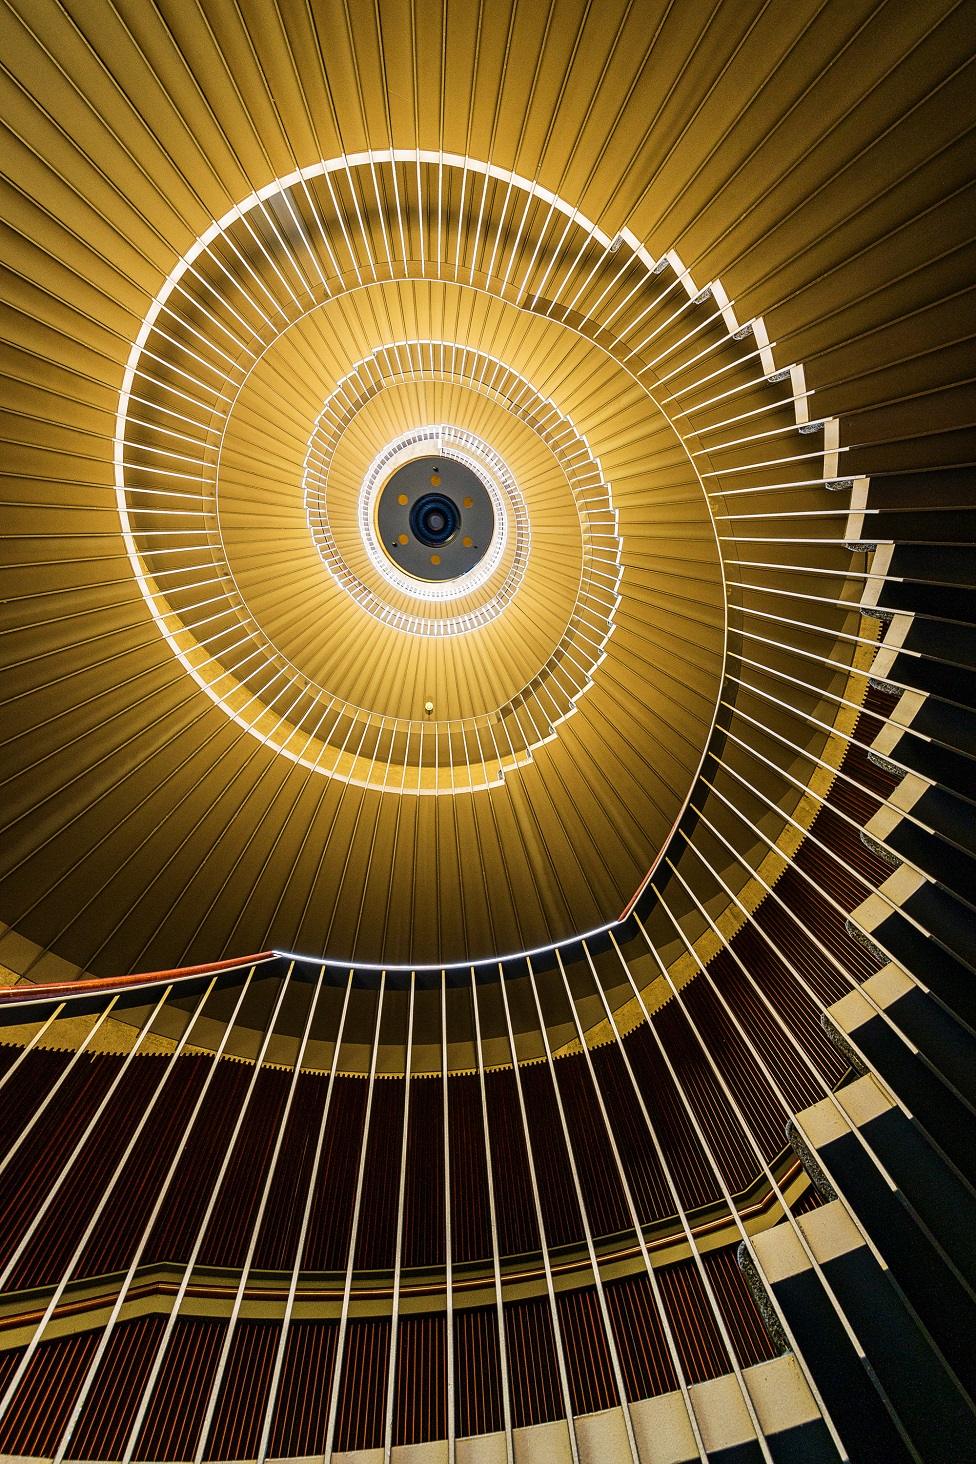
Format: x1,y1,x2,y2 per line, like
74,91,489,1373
376,455,494,583
349,425,521,616
410,493,458,545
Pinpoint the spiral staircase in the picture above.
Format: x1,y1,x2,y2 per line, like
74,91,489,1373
0,1,973,1459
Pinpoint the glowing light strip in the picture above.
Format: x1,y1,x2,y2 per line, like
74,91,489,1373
111,149,831,836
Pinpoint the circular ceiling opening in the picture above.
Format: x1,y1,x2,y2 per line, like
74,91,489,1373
377,456,494,583
410,492,459,546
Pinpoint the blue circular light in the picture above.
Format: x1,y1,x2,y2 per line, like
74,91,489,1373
410,491,461,546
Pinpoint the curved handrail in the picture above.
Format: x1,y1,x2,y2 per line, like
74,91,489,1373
0,952,278,1010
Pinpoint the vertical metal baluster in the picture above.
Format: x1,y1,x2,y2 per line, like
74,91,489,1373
321,972,387,1462
442,969,456,1464
521,955,641,1461
651,848,925,1435
120,964,296,1463
53,965,260,1463
630,916,853,1463
553,948,709,1460
599,932,777,1458
0,983,175,1298
192,967,326,1461
0,993,124,1186
255,968,355,1464
469,966,514,1464
0,1000,67,1096
383,971,416,1461
0,980,182,1427
666,833,915,1173
492,963,581,1464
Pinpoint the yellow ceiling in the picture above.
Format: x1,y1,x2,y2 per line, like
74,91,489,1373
3,0,966,989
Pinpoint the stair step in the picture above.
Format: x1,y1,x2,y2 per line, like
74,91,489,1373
826,965,976,1177
751,1201,976,1464
792,1078,976,1402
850,907,976,1028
